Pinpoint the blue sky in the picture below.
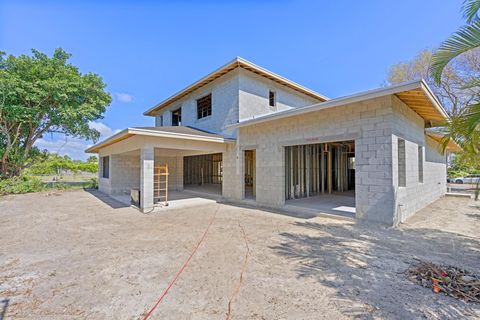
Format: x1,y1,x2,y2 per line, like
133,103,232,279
1,0,464,160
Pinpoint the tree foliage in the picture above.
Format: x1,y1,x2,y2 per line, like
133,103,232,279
429,0,480,153
0,48,111,177
386,48,480,117
27,153,98,175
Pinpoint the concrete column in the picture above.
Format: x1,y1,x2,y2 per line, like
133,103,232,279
140,146,154,212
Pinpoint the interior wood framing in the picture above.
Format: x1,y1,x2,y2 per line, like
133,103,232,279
244,150,256,199
285,141,355,200
183,153,223,186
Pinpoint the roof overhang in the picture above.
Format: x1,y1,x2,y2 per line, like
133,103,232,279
85,127,234,153
143,57,328,116
227,80,449,129
426,131,462,152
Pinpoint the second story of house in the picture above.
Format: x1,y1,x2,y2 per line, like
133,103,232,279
143,57,327,138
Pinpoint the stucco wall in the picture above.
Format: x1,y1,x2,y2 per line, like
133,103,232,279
391,96,446,224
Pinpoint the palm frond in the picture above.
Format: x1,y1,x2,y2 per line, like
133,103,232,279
462,102,480,133
462,0,480,24
442,103,480,153
431,20,480,83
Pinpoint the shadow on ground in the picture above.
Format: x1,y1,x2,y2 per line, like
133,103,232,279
0,299,9,320
271,221,480,319
85,189,130,209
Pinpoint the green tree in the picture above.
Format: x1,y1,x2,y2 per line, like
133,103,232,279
86,155,98,163
431,0,480,151
387,48,480,117
0,48,111,177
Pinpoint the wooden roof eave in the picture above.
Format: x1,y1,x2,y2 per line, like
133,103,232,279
143,57,328,116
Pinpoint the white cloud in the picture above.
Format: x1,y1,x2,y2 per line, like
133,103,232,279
114,92,134,103
34,122,120,161
88,121,121,138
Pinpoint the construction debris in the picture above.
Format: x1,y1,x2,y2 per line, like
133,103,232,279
406,259,480,303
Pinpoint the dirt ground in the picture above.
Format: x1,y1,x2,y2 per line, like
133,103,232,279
1,190,479,319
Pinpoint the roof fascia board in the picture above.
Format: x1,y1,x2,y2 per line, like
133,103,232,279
419,79,449,120
143,57,328,116
85,128,234,153
228,80,449,129
129,128,234,143
143,58,240,116
236,57,329,101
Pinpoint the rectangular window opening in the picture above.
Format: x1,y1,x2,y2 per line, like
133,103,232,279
398,139,406,187
269,90,276,107
156,115,164,127
102,156,110,179
172,108,181,126
197,94,212,119
418,145,424,183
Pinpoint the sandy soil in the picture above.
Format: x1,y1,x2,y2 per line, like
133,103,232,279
0,190,479,319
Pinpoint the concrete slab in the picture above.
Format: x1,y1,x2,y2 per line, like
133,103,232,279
284,191,355,220
110,187,221,212
183,183,222,196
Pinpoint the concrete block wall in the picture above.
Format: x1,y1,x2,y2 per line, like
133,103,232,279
110,154,140,194
234,96,398,224
154,155,184,191
140,147,154,211
222,143,243,201
238,68,322,121
153,68,323,139
154,70,240,138
391,96,446,223
98,153,140,195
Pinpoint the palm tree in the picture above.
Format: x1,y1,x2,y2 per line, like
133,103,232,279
431,1,480,144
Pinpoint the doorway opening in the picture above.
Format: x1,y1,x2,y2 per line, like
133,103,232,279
244,150,256,200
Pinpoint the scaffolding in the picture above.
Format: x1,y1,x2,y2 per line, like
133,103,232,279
285,141,355,200
154,164,169,206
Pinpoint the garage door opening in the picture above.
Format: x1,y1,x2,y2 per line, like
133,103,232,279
183,153,222,196
284,141,355,218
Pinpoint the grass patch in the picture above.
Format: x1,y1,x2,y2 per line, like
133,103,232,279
0,176,98,195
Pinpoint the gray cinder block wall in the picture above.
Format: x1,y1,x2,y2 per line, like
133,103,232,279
99,153,140,194
154,69,322,139
391,96,446,224
229,95,446,226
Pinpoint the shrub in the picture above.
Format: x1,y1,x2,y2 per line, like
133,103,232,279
84,177,98,189
0,176,45,195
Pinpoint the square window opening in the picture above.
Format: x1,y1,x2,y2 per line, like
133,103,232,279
197,94,212,119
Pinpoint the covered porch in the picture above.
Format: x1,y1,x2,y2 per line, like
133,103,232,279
86,126,233,212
